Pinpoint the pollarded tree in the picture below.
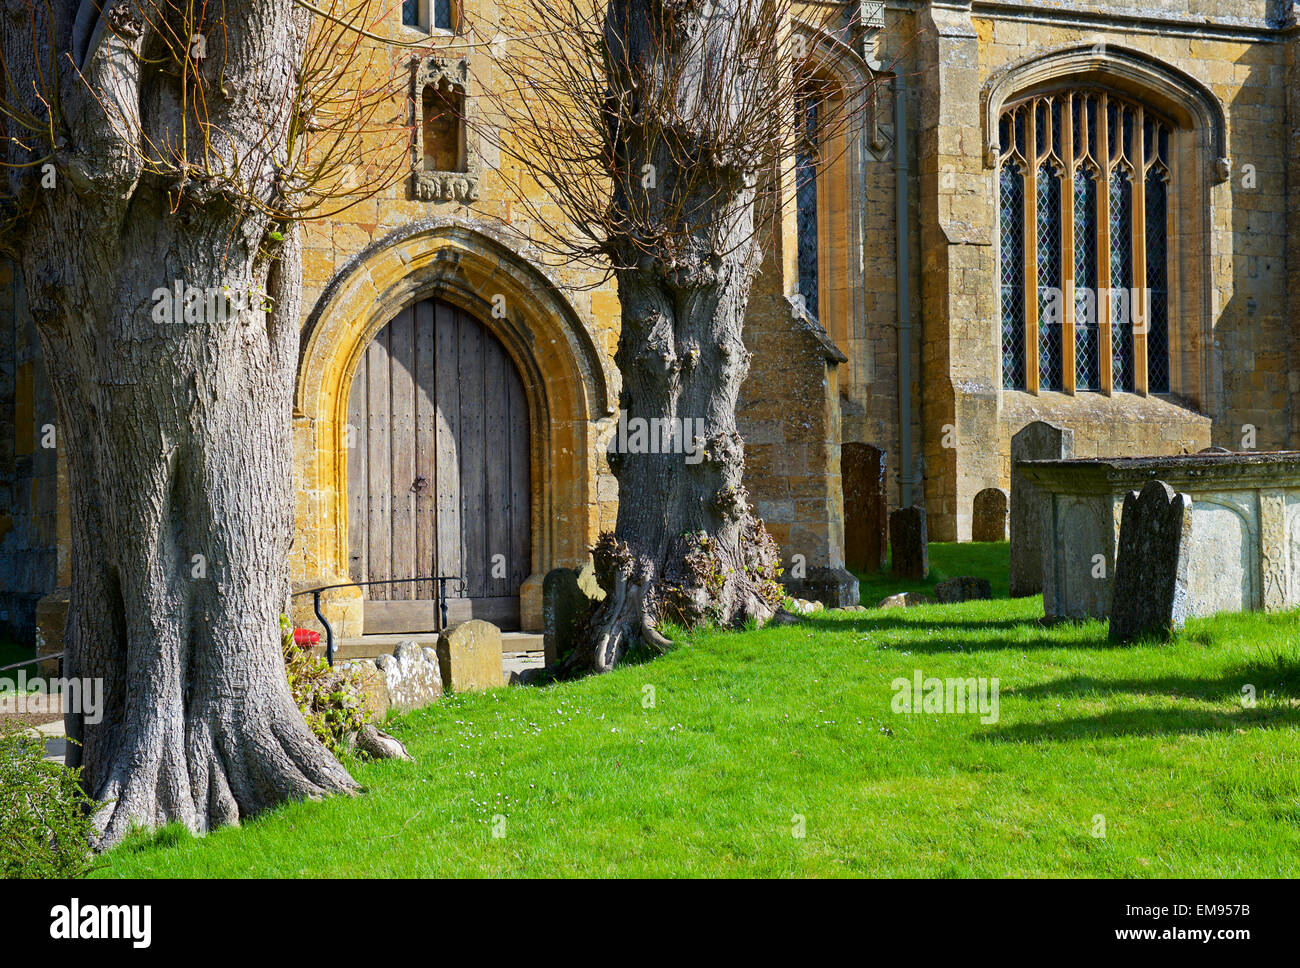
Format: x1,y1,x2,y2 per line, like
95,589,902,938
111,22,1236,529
481,0,873,672
0,0,408,846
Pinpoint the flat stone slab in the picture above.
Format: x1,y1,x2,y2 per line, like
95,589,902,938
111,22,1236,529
934,577,993,604
1019,451,1300,621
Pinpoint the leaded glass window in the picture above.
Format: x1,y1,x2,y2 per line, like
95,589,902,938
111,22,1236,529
1000,165,1025,389
403,0,454,31
1110,168,1134,392
1074,168,1100,389
997,89,1173,395
796,93,819,321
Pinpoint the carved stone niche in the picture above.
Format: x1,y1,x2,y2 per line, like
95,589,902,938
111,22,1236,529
411,56,479,204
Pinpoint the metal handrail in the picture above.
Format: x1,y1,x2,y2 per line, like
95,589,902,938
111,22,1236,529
291,576,465,666
0,652,63,674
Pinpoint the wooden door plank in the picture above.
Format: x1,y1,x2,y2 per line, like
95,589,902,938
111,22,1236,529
414,299,438,600
484,335,512,598
458,310,488,599
366,324,391,601
389,306,417,600
434,301,462,594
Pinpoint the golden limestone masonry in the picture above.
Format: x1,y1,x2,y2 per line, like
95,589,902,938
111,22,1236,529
3,0,1298,639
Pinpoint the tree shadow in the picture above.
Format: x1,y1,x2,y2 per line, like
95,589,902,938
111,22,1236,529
1008,657,1300,704
981,703,1300,744
798,611,1124,654
981,658,1300,742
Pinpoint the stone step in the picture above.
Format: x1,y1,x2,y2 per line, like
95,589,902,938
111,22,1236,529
314,631,543,661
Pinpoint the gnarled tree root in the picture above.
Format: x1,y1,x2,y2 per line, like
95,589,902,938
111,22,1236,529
354,724,411,762
89,702,359,850
553,575,673,678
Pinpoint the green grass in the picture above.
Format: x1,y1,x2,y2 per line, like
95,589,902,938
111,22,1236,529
0,637,35,691
98,543,1300,878
855,540,1011,603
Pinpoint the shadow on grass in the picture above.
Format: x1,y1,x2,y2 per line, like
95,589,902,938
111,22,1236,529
980,702,1300,743
796,612,1132,655
980,655,1300,742
802,613,1039,635
1008,656,1300,705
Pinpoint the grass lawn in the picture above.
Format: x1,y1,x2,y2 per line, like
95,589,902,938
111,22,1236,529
0,637,35,691
99,542,1300,878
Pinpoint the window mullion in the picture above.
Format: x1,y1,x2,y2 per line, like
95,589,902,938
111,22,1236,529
1025,106,1040,394
1098,95,1113,395
1062,94,1076,395
1133,108,1149,396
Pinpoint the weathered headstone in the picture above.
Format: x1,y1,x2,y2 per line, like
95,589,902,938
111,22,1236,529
436,620,504,692
542,565,605,665
843,443,888,573
972,487,1008,542
801,566,861,609
889,506,928,580
543,568,583,666
1108,480,1193,643
934,577,993,604
1198,446,1232,455
1010,420,1073,597
377,641,444,712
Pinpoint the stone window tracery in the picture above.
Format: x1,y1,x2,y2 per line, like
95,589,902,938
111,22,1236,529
998,88,1171,395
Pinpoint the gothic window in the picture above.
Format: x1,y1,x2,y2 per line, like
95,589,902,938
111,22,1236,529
795,90,819,320
997,89,1172,394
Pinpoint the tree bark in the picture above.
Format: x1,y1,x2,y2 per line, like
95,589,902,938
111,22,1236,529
564,0,783,674
2,0,357,846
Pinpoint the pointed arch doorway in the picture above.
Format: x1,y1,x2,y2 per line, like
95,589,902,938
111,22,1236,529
346,297,531,632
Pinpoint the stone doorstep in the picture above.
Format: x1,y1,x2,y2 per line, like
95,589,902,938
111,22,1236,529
314,631,543,662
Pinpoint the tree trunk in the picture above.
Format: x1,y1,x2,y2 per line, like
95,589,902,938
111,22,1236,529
2,0,357,846
564,0,784,674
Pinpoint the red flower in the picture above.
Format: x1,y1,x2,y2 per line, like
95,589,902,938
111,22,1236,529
293,627,321,647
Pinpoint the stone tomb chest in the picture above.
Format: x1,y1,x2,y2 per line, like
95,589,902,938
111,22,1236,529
1016,452,1300,622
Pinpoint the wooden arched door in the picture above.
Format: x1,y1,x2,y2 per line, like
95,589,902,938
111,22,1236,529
347,298,531,632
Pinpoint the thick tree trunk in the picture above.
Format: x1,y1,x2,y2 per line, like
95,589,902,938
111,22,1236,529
2,0,358,845
564,0,784,674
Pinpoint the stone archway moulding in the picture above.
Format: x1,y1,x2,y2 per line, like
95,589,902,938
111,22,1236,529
981,43,1229,182
294,218,616,630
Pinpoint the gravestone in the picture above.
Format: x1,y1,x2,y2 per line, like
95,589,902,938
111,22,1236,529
843,443,888,573
801,566,861,609
934,577,993,604
436,620,504,692
1010,420,1074,597
972,488,1008,542
1108,480,1193,643
889,506,928,580
543,568,582,666
543,565,604,665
